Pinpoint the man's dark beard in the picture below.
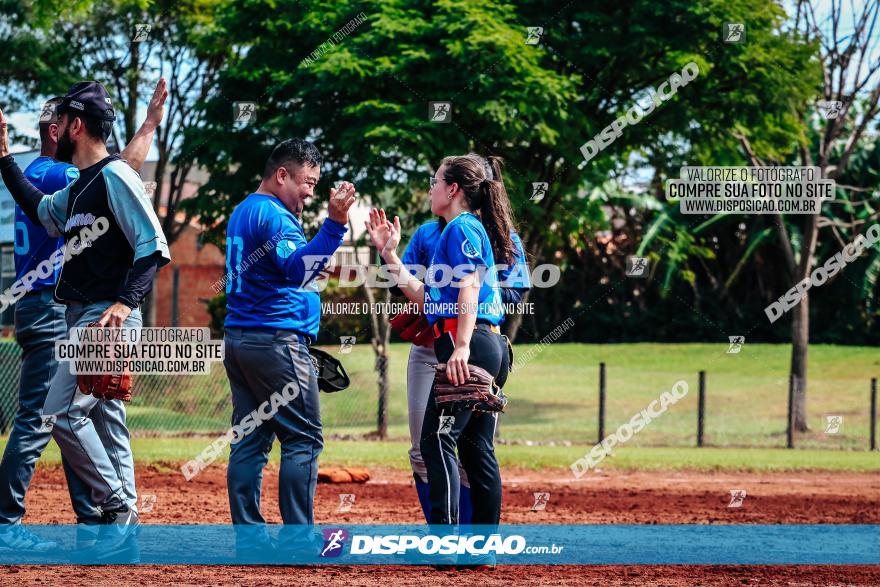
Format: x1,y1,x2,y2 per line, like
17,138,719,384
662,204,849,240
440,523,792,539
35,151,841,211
55,127,74,163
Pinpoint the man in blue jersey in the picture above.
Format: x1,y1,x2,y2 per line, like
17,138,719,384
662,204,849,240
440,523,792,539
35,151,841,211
223,138,355,554
0,80,169,553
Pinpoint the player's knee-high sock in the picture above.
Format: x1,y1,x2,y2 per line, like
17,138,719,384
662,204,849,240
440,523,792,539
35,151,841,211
414,473,432,524
458,483,473,525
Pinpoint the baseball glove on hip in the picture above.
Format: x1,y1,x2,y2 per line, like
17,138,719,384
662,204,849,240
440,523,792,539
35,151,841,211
390,308,434,348
78,371,133,402
430,363,507,413
76,322,133,401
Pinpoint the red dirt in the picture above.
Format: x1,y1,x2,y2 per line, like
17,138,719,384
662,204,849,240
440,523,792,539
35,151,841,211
4,464,878,586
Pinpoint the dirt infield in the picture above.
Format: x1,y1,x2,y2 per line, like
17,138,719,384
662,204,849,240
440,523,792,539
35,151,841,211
5,464,879,586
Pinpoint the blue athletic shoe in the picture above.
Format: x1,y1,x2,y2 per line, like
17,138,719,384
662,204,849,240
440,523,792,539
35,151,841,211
0,523,57,553
457,550,496,569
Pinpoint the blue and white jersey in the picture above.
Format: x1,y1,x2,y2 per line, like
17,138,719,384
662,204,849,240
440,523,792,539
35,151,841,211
224,193,347,339
18,156,78,290
497,231,531,290
403,218,530,323
423,212,503,326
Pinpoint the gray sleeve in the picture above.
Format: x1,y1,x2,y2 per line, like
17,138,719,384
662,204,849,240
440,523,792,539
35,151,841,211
103,161,171,265
36,184,72,237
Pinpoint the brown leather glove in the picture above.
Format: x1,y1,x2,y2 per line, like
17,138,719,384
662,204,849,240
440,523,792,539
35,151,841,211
78,371,133,402
431,363,507,413
76,322,133,401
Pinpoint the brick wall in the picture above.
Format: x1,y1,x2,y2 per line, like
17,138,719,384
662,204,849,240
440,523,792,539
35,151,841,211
154,226,225,327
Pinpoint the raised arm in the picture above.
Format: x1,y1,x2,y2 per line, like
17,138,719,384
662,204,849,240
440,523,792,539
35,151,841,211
120,77,167,171
365,209,425,308
272,181,356,285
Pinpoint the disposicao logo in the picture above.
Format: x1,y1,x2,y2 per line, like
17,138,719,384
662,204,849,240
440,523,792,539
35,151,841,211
349,534,526,555
320,528,349,557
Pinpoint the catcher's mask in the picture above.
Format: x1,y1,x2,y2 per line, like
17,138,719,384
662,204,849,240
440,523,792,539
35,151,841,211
308,347,350,392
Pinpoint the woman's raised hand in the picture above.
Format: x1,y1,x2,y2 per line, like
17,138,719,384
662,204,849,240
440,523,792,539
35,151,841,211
364,208,401,260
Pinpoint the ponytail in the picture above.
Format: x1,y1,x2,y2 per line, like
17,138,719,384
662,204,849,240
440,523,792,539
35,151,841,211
440,153,517,265
480,156,516,265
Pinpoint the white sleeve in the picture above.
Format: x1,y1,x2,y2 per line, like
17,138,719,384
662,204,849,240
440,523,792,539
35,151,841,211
103,161,171,264
37,184,72,237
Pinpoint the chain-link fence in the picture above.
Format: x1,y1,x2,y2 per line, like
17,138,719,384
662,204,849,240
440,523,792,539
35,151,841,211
125,350,387,437
0,340,390,438
0,340,241,437
0,343,21,435
0,340,876,449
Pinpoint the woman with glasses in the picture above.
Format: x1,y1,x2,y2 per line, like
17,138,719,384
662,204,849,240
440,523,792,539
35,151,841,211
395,190,530,527
365,153,520,533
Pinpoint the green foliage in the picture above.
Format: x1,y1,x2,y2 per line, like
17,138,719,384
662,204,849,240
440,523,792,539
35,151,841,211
202,292,226,339
0,0,85,119
188,0,579,244
4,0,873,343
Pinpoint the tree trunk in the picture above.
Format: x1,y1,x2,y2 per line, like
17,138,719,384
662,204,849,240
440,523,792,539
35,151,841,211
368,292,391,439
789,214,819,432
375,342,389,439
141,281,159,327
358,235,391,439
125,41,140,141
789,292,810,432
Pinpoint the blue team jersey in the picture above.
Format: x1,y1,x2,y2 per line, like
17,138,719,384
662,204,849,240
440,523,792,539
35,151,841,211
18,157,78,290
423,212,503,326
223,193,347,339
403,220,530,287
499,232,531,289
401,220,442,270
403,218,530,324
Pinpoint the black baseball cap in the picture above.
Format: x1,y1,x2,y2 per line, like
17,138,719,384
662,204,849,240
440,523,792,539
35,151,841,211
56,81,116,122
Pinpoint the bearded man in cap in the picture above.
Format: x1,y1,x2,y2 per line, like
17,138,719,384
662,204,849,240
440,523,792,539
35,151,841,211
0,80,166,553
0,80,171,547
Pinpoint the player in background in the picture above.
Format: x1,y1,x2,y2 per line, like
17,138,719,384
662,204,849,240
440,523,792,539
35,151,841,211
0,81,166,552
223,139,356,555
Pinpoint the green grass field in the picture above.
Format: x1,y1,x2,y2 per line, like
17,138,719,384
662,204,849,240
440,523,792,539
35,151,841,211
1,343,878,470
285,342,880,449
5,437,879,473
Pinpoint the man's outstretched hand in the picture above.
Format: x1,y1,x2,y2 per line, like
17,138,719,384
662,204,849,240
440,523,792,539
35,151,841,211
143,77,168,131
121,77,168,171
328,181,357,225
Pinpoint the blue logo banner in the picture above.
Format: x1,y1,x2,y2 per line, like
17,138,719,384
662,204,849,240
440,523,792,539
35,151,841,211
0,524,876,565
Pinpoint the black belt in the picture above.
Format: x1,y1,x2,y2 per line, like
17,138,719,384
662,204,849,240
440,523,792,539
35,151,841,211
224,327,312,347
433,317,500,338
